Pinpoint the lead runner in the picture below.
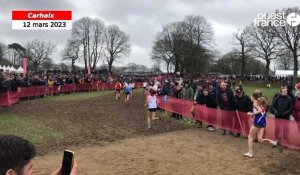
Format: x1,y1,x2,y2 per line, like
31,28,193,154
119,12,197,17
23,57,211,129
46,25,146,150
243,92,283,158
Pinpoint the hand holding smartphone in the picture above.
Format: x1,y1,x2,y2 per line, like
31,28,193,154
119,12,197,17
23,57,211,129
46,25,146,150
61,150,74,175
50,150,76,175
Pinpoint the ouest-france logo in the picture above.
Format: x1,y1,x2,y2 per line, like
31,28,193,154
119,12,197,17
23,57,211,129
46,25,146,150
254,11,300,27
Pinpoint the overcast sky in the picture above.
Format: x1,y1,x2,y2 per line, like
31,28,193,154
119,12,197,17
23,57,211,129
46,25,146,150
0,0,299,69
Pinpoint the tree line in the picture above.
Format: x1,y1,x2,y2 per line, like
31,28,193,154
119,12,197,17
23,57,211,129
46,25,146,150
1,7,300,83
151,7,300,83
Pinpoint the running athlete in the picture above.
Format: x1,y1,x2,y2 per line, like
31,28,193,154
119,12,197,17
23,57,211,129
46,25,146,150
129,81,135,98
123,81,132,107
243,92,282,158
145,88,160,129
143,80,148,94
114,80,122,101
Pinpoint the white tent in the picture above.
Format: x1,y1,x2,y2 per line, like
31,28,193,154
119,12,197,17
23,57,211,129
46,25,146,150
2,65,7,71
0,65,22,72
9,66,17,72
275,70,300,76
17,66,24,73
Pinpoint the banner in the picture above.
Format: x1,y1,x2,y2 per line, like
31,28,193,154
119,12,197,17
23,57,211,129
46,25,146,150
158,96,300,150
12,10,72,30
88,65,91,75
22,57,27,75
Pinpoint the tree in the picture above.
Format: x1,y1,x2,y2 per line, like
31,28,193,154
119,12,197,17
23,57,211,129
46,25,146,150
232,28,253,78
62,39,80,71
103,25,131,73
25,39,56,70
211,51,240,74
248,25,281,80
72,17,105,72
41,59,55,70
90,19,105,70
152,21,189,74
182,43,213,75
184,15,214,47
8,43,27,66
276,49,293,70
271,7,300,84
151,36,174,73
0,42,7,62
211,51,265,75
151,60,163,74
152,15,215,76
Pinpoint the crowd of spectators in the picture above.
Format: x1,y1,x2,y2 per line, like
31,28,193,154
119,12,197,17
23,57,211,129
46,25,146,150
0,70,162,94
1,69,299,132
144,75,299,137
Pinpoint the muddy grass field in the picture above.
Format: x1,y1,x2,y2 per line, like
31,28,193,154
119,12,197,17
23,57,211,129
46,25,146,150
0,90,300,175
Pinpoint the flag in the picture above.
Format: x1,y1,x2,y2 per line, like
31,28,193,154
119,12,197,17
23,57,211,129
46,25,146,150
88,65,91,75
22,57,28,75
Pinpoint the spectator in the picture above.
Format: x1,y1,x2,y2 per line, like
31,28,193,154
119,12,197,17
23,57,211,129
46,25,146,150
207,83,218,130
208,83,218,108
270,86,294,142
234,86,252,137
272,85,295,105
159,80,170,96
180,81,194,101
196,88,216,131
169,81,180,119
180,81,194,121
0,73,8,93
0,135,77,175
217,81,235,135
193,84,203,102
31,75,44,86
193,84,203,127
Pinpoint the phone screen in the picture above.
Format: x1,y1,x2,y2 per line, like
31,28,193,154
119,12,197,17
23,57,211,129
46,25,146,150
61,150,74,175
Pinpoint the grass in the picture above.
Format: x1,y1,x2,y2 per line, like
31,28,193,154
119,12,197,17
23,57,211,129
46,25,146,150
242,85,278,101
41,90,114,101
0,115,64,145
0,84,279,146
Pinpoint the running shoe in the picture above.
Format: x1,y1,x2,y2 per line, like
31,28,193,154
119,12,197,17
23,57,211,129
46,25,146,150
208,127,215,131
243,152,253,158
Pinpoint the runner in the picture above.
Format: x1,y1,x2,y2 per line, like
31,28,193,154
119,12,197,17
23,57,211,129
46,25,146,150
114,80,122,101
143,80,148,94
129,80,135,98
243,92,282,158
145,88,160,129
123,80,132,107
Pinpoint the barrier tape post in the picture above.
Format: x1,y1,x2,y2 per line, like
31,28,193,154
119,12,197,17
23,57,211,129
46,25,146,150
164,95,168,116
235,110,244,135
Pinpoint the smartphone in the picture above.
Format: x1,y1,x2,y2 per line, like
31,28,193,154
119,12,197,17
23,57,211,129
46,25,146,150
61,150,74,175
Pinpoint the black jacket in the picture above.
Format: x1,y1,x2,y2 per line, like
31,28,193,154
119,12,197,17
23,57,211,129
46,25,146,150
217,88,235,110
209,89,218,109
196,93,215,108
273,92,295,107
234,94,252,112
271,95,293,119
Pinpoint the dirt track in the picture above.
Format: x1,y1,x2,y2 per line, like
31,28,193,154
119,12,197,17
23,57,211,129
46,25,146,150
1,90,188,154
2,91,300,174
33,129,300,175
